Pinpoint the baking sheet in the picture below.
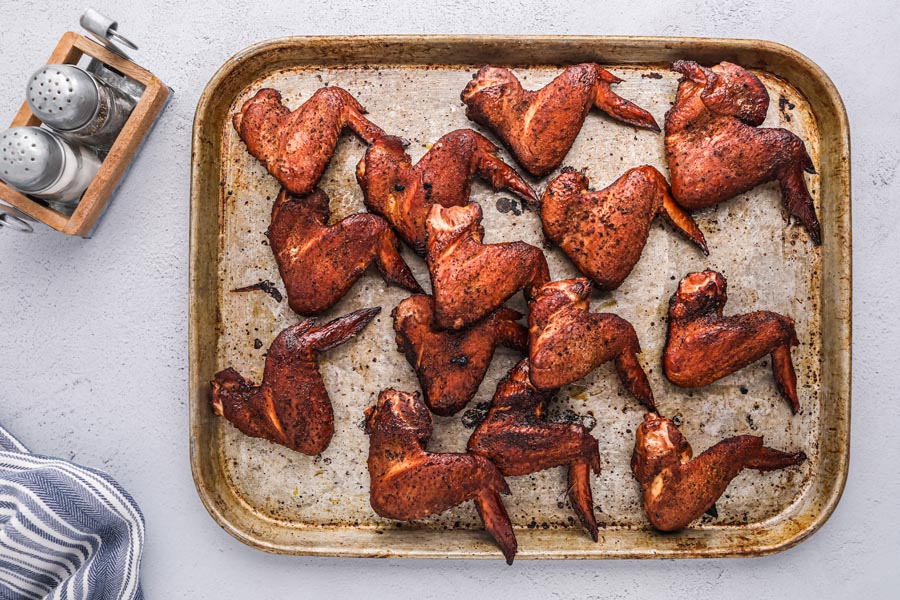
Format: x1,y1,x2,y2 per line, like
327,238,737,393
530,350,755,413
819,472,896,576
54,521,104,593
190,36,850,559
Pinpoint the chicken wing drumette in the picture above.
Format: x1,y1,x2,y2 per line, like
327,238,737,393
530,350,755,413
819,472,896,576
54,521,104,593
468,359,602,541
233,87,385,196
268,188,421,316
664,270,801,413
529,278,654,409
426,202,550,330
665,61,820,244
357,130,537,255
540,166,708,290
461,64,659,176
392,294,528,416
211,308,380,455
365,388,518,564
632,412,806,531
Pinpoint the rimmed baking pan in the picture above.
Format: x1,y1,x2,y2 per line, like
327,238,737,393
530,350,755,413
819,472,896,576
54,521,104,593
189,36,850,559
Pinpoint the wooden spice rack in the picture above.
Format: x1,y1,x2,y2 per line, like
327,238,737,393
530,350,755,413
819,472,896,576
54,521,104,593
0,32,170,236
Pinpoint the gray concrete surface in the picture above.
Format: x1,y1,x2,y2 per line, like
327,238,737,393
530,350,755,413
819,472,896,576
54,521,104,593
1,1,897,598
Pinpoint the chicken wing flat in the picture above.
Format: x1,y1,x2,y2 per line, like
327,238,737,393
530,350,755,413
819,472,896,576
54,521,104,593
357,130,537,255
426,202,550,330
233,87,385,196
631,412,806,531
392,294,528,416
529,278,654,409
540,166,708,290
664,270,801,413
268,188,422,316
461,64,659,176
365,388,517,564
468,359,601,540
211,308,380,455
665,61,820,244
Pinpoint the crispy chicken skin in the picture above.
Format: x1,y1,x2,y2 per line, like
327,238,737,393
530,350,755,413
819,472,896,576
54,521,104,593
211,308,380,455
468,359,602,541
665,61,821,244
392,295,528,416
664,270,801,413
233,87,385,196
268,188,422,316
631,412,806,531
461,64,659,177
529,278,655,410
426,202,551,330
540,166,708,290
364,389,518,564
357,130,537,255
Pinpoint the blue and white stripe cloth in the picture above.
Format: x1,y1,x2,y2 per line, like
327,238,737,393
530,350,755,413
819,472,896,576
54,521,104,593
0,425,144,599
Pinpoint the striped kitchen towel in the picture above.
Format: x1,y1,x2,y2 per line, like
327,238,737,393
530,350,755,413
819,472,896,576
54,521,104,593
0,424,144,600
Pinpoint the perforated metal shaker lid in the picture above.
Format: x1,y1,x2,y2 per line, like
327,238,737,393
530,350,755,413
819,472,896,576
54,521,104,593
0,127,64,192
26,65,99,131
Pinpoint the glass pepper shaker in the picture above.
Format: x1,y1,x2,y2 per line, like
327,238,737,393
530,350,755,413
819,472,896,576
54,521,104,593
26,64,135,151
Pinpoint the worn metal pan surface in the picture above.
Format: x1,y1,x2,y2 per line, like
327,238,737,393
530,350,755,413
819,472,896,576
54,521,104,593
189,36,850,559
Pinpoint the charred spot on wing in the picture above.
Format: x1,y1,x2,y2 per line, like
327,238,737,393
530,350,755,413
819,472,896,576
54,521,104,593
449,355,469,366
461,402,491,429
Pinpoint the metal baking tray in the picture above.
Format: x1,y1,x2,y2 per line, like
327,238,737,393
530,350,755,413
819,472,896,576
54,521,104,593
189,36,850,559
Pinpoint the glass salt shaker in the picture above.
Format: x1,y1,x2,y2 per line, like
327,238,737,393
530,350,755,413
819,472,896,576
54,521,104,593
26,64,135,151
0,126,101,211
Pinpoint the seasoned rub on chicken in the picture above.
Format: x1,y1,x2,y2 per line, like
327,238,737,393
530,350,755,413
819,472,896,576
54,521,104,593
468,359,602,541
540,166,708,290
529,278,654,410
632,412,806,531
426,202,550,330
211,308,380,455
357,130,537,255
233,87,385,196
461,64,659,176
665,61,820,244
365,389,518,564
392,295,528,416
664,270,801,413
268,188,421,316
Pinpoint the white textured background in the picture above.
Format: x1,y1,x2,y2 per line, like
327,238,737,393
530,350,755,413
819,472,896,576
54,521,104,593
0,1,897,598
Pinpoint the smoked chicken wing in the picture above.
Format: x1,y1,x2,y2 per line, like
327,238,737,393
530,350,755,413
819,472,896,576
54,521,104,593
426,202,550,330
665,61,820,244
468,359,602,540
529,278,654,409
664,270,801,413
365,388,518,564
540,166,708,290
631,412,806,531
233,87,385,196
357,130,537,255
461,64,659,176
211,308,380,455
268,188,421,316
392,294,528,416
